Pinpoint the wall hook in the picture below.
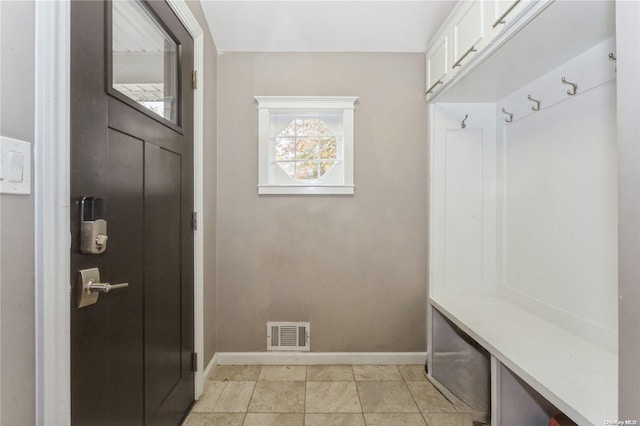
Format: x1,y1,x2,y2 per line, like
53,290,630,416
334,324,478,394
608,52,617,61
461,114,468,129
501,108,513,123
527,95,541,111
561,77,578,96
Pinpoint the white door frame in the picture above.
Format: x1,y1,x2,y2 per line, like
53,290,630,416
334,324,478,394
34,1,205,424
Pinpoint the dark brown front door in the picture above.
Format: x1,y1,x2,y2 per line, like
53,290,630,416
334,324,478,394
70,1,194,424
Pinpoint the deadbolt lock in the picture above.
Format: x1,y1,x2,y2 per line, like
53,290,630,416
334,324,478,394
95,234,108,250
80,197,108,254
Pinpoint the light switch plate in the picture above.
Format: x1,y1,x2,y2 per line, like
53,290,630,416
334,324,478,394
0,136,31,195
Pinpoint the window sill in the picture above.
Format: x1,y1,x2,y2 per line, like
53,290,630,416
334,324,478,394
258,185,355,195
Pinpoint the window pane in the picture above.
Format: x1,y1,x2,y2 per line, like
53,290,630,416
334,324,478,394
272,115,342,181
319,137,337,159
271,114,296,137
275,138,295,160
296,138,319,160
112,0,178,124
296,118,334,137
320,160,337,176
295,162,319,180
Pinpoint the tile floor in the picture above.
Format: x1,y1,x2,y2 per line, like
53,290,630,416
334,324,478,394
184,365,486,426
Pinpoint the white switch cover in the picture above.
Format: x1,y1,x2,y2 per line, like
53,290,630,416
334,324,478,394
1,136,31,195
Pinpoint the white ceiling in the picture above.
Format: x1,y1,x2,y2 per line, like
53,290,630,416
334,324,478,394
200,1,458,53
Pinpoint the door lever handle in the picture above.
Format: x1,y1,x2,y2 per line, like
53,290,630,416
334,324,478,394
77,267,129,308
86,279,128,294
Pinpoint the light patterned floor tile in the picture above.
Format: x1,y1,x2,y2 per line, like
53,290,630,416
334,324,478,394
243,413,304,426
258,365,306,381
192,381,255,413
356,381,419,413
363,413,427,426
398,365,427,381
306,382,361,413
183,412,245,426
305,413,365,426
210,365,262,381
422,413,477,426
306,365,354,381
248,381,305,413
353,365,402,381
185,365,485,426
406,381,457,413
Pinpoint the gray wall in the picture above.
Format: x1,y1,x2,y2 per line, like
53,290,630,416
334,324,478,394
216,53,428,352
616,1,640,420
0,1,36,424
185,0,219,366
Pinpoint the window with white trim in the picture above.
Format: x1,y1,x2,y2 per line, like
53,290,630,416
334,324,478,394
255,96,357,195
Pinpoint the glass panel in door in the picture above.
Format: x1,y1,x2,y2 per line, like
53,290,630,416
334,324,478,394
111,0,179,124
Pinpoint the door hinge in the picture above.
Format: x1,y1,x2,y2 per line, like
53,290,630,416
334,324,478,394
192,70,197,90
192,211,197,231
191,352,198,372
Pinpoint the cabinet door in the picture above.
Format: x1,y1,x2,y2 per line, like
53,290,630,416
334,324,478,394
490,0,529,31
426,34,449,100
452,0,484,70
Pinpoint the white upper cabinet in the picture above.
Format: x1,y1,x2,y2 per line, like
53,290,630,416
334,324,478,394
426,32,449,100
451,0,485,71
425,0,556,102
490,0,530,32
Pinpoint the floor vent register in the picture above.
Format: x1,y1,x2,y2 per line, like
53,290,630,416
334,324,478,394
267,322,310,351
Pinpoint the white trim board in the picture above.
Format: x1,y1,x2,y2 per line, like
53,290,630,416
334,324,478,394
35,1,206,424
34,1,71,424
214,352,428,366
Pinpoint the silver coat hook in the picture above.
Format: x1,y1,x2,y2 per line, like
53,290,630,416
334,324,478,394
561,77,578,96
527,95,541,111
501,108,513,123
609,52,617,61
461,114,468,129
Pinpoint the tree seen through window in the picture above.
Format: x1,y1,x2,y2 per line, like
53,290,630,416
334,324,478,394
274,118,338,180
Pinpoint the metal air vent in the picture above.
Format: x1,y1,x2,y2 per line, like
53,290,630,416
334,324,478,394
267,322,310,351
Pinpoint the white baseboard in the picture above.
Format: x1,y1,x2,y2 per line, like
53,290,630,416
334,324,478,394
203,353,218,383
213,352,427,366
